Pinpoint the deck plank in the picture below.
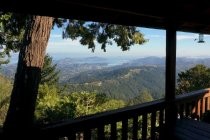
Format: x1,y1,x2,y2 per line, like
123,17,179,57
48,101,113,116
175,119,210,140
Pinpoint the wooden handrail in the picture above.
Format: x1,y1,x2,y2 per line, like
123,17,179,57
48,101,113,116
42,99,165,133
175,89,209,103
175,88,210,119
39,88,210,139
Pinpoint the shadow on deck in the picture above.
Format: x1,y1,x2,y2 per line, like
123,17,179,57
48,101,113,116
175,119,210,140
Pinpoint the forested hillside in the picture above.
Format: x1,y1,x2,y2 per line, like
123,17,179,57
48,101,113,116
2,56,210,102
0,75,12,126
65,66,165,100
2,56,210,126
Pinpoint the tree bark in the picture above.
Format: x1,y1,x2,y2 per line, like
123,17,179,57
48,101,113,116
3,16,53,136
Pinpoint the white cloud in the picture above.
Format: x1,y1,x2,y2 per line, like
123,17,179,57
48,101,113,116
50,34,62,38
148,35,164,38
177,35,197,41
48,39,81,47
147,34,198,41
146,35,164,38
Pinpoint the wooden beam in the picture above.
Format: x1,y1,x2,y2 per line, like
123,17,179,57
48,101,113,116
165,26,177,139
165,27,176,101
2,1,210,34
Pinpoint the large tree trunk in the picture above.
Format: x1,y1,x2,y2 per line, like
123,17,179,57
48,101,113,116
3,16,53,136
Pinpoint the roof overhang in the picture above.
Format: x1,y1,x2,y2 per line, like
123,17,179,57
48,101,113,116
1,1,210,34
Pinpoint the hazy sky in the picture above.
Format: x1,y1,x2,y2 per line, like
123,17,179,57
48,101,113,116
46,26,210,59
9,25,210,64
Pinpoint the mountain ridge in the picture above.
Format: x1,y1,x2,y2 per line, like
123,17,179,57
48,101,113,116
2,56,210,101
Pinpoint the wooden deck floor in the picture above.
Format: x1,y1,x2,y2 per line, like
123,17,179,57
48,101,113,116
175,119,210,140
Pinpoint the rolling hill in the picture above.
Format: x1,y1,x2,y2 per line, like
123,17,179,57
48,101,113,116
2,56,210,101
65,65,165,101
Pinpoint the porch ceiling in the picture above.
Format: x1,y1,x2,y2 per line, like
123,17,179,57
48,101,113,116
1,1,210,34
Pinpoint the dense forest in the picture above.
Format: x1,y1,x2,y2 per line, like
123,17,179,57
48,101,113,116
0,75,12,125
65,65,165,100
3,56,210,102
0,55,156,127
2,56,210,127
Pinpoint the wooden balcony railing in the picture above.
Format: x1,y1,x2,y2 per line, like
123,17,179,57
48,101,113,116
41,99,166,140
40,89,210,140
176,88,210,120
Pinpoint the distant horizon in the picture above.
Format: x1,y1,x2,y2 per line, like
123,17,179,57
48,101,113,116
5,27,210,64
7,52,210,64
46,27,210,58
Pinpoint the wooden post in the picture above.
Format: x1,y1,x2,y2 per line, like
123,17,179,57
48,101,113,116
197,99,201,118
165,26,177,139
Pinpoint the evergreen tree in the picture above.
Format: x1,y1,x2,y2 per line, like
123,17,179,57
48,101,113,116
0,12,147,133
0,50,9,65
68,91,125,117
129,89,153,105
40,54,59,85
35,84,75,124
0,75,12,126
176,64,210,94
0,13,22,65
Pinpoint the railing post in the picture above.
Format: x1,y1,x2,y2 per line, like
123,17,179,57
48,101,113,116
111,122,117,140
142,114,148,140
133,116,138,140
122,119,128,140
208,96,210,110
165,25,177,139
98,125,105,140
